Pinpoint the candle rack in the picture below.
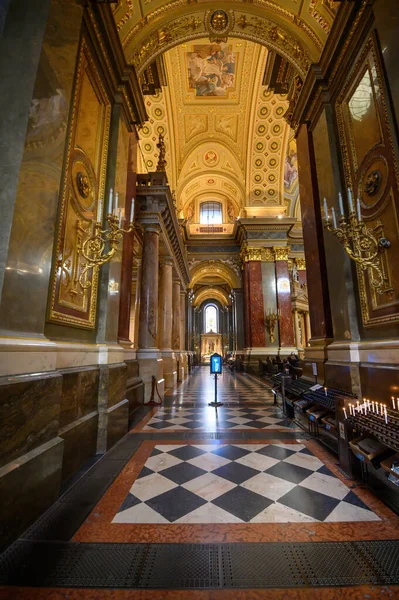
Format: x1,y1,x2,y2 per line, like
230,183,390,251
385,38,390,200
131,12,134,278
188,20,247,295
78,213,133,290
347,407,399,453
323,191,390,295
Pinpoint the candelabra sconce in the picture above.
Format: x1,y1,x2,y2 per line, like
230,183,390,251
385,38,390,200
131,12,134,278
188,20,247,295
77,191,135,290
265,309,280,344
323,190,391,295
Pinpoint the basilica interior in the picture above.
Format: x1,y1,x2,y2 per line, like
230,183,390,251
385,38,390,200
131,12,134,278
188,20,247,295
1,0,399,597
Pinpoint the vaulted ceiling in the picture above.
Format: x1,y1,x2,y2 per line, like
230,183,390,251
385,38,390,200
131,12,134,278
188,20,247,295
111,1,338,223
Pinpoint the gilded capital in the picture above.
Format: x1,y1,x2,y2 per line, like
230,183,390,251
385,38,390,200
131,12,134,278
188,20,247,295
273,246,290,261
296,257,306,270
240,246,274,263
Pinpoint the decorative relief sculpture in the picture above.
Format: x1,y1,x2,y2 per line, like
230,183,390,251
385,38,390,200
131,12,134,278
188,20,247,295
205,9,235,43
364,169,382,196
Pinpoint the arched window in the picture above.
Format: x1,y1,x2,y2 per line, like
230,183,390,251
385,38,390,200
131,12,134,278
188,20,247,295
205,304,218,333
200,201,222,225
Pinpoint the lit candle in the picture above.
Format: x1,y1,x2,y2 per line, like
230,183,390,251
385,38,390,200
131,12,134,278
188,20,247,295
130,198,135,223
323,198,329,220
108,188,113,215
392,397,396,410
114,191,119,215
324,387,328,396
384,406,388,425
118,208,123,228
332,207,337,228
338,192,344,215
380,403,384,415
343,408,347,419
348,188,354,213
96,197,103,223
357,197,362,222
356,401,360,412
372,400,375,413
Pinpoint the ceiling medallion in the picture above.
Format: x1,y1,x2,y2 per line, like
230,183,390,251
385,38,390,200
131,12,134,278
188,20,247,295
205,9,235,43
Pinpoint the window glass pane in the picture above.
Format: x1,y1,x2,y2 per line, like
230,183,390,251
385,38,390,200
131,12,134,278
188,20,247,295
200,201,222,225
205,305,218,333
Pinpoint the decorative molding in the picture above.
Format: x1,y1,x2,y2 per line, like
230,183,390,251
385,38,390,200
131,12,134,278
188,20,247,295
273,246,290,261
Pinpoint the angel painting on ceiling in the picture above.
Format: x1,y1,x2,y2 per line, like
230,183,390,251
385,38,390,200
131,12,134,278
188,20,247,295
187,44,237,97
284,138,299,191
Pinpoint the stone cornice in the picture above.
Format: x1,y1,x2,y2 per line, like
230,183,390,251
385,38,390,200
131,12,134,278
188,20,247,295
136,173,190,285
85,2,147,128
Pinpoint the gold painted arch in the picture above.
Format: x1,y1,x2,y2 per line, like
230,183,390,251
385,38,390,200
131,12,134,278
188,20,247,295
193,287,230,308
123,4,323,80
189,260,241,289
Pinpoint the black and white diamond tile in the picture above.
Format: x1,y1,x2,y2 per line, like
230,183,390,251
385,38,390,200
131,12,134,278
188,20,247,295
112,443,380,524
142,406,301,431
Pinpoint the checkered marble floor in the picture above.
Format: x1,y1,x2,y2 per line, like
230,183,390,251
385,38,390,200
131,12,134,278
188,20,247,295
113,443,380,524
142,406,302,431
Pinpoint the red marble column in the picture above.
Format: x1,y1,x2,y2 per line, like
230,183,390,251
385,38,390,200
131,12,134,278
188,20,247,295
274,248,295,348
296,124,333,341
138,225,160,349
243,260,266,348
118,132,138,344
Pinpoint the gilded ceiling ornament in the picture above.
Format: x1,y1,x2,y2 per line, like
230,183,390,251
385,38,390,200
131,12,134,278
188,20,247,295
205,9,235,43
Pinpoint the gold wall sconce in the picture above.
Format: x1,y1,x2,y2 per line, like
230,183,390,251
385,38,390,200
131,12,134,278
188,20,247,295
265,309,280,343
78,189,134,290
323,190,390,294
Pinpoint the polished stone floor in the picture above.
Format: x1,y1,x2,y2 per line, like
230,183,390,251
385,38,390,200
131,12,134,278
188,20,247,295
1,366,399,599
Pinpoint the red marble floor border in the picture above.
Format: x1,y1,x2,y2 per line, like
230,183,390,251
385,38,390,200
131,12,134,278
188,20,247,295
73,439,399,544
130,408,158,432
0,586,398,600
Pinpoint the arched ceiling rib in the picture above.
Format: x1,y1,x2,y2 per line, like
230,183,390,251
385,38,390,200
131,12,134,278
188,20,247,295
113,0,339,75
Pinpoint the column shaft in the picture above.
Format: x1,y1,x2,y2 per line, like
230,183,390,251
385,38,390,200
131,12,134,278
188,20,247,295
243,261,266,348
138,227,160,349
158,259,173,350
172,280,181,350
274,252,295,349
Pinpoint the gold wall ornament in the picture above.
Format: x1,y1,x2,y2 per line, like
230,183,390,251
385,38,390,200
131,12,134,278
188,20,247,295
78,208,134,290
323,193,391,295
364,169,382,196
205,9,235,43
76,172,91,199
265,309,280,344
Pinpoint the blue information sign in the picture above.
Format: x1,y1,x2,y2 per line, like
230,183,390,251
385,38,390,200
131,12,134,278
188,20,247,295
210,353,222,374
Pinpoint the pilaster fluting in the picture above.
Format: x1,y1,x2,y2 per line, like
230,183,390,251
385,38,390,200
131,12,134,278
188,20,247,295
138,225,160,350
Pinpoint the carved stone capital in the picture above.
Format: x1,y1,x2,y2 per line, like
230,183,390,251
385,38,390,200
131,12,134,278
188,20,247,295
296,257,306,270
273,246,290,261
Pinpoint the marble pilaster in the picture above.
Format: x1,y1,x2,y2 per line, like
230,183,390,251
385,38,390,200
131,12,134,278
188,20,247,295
179,290,188,378
118,133,138,345
274,250,295,354
158,257,176,390
137,224,164,403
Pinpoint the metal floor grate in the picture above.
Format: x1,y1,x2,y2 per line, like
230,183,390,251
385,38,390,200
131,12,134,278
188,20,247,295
1,540,398,589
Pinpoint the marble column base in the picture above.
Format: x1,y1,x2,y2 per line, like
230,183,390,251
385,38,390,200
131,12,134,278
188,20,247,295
137,349,165,404
160,350,177,391
0,336,125,377
278,346,298,357
180,352,189,379
174,351,184,382
0,437,64,551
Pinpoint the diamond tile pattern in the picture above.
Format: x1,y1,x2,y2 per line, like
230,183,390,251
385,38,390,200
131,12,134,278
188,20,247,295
113,444,380,524
142,406,301,431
